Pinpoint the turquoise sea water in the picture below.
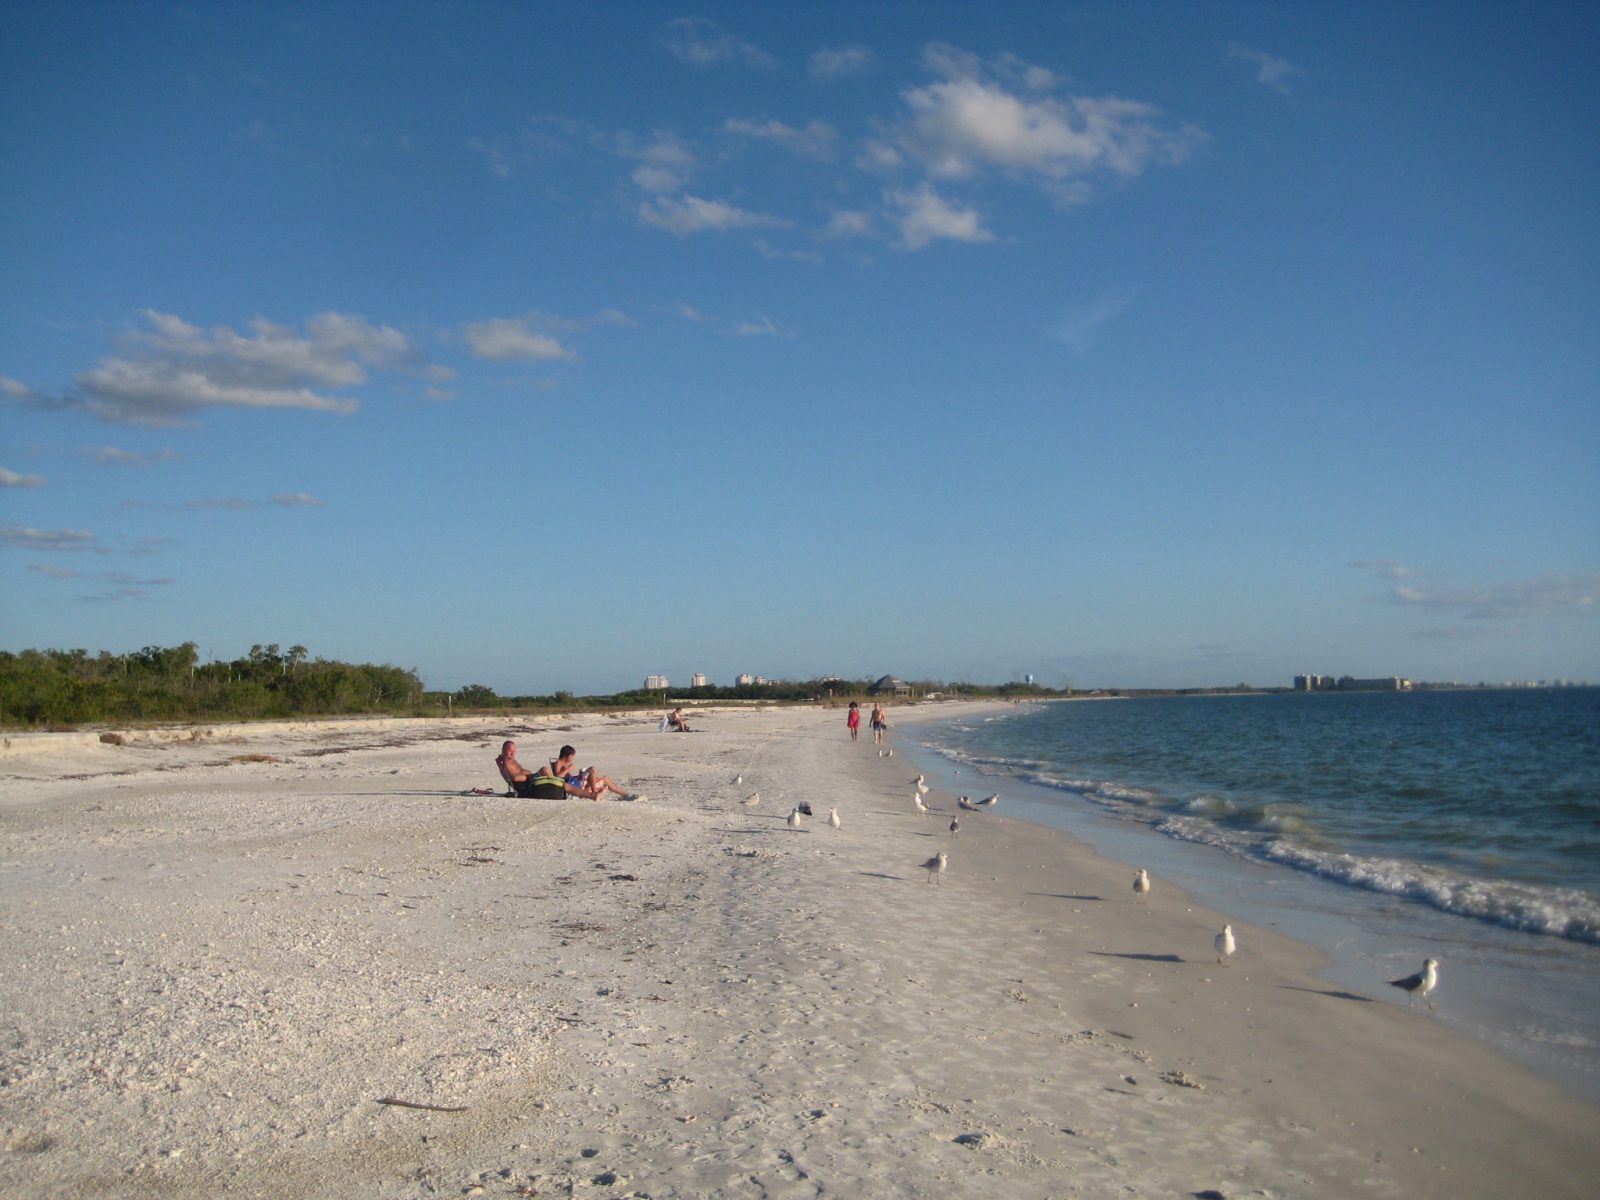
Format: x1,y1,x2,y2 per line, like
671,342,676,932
910,689,1600,1101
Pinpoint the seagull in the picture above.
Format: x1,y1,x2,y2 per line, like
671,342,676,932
974,794,999,809
916,781,930,796
1215,924,1235,965
743,791,761,807
828,806,841,830
957,796,977,811
913,792,929,818
913,774,925,786
1133,869,1150,901
732,774,742,785
922,850,948,884
787,805,803,831
948,816,960,837
1390,958,1439,1010
886,748,893,757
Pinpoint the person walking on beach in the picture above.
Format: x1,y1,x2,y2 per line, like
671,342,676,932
846,701,861,742
870,702,888,745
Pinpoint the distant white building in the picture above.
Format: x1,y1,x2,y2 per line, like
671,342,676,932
736,673,756,686
645,674,669,690
691,673,707,688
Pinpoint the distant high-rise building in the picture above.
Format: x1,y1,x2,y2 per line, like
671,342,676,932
691,673,707,688
645,674,669,690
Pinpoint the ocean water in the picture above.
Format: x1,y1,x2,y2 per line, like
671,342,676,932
909,689,1600,1102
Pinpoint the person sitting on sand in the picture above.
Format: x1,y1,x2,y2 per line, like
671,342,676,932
496,741,635,801
667,707,691,732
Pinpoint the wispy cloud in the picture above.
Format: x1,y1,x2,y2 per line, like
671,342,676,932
1352,559,1416,581
1388,573,1598,620
637,194,789,237
886,183,993,250
728,315,797,339
724,117,838,160
0,466,45,488
271,492,324,508
1227,42,1299,94
1053,285,1139,354
83,446,178,468
809,44,874,80
662,18,776,70
462,317,575,362
1,524,98,551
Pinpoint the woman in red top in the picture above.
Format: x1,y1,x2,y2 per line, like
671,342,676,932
846,701,861,741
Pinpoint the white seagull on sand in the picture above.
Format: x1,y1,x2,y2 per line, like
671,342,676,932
1215,924,1236,965
957,795,977,811
922,850,948,884
974,793,999,809
948,816,960,837
828,806,841,829
1390,958,1439,1010
913,792,929,818
786,805,803,831
1133,869,1150,901
732,774,742,785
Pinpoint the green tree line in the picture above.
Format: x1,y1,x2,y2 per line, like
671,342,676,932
0,643,424,726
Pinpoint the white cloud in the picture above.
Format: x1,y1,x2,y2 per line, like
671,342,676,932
724,117,838,160
821,210,875,239
462,317,576,362
662,18,776,70
1227,42,1298,94
1053,285,1140,354
32,310,422,426
1352,559,1416,581
1388,573,1598,620
0,524,98,551
271,492,324,508
886,183,994,250
901,77,1197,181
0,467,44,488
856,139,904,173
809,45,874,80
674,302,707,323
30,563,84,579
84,446,178,467
729,315,796,338
624,130,697,194
637,194,789,237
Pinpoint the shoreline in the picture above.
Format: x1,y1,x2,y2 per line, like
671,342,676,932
896,699,1600,1106
2,705,1594,1197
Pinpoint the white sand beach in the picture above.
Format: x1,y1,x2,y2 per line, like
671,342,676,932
2,704,1595,1198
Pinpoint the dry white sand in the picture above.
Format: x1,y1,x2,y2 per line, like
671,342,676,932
2,704,1595,1198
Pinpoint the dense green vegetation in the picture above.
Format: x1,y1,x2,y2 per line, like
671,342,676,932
0,643,424,727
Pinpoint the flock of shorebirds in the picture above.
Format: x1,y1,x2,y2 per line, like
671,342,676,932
740,768,1442,1008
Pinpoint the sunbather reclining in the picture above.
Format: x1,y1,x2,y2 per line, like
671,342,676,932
496,740,635,801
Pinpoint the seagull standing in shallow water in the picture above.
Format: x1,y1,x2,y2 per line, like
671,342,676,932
1390,958,1439,1010
1215,924,1235,965
922,851,948,884
1133,869,1150,901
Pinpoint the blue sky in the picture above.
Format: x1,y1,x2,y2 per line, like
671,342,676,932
2,1,1596,693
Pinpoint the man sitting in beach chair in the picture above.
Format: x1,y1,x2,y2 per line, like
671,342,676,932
496,740,636,801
